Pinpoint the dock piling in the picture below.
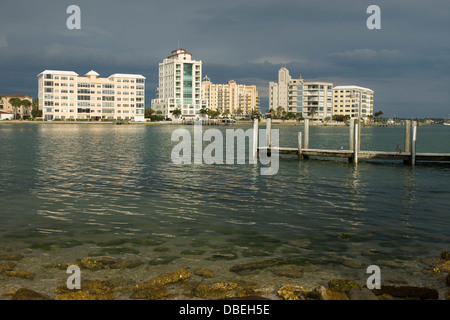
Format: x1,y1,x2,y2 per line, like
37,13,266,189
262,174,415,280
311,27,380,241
298,132,303,160
253,118,258,160
304,119,309,149
353,122,359,164
411,120,417,166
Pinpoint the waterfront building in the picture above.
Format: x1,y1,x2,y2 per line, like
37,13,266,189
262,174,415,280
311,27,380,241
151,49,208,119
269,68,333,120
37,70,146,121
202,76,259,117
0,94,33,119
332,85,374,120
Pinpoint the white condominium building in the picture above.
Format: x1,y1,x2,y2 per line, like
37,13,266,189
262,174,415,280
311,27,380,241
37,70,146,121
269,67,333,120
333,86,374,120
151,49,208,119
202,77,259,116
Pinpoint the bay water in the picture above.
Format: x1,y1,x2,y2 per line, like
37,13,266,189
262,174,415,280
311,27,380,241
0,123,449,298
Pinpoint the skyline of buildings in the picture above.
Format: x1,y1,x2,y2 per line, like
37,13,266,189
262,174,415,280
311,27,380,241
3,48,375,121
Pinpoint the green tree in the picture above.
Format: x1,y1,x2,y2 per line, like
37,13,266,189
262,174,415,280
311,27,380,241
276,106,284,119
32,98,39,108
199,107,209,118
171,108,182,118
145,108,155,118
310,108,316,119
222,109,230,118
9,97,23,119
374,110,384,122
31,106,42,119
235,107,243,117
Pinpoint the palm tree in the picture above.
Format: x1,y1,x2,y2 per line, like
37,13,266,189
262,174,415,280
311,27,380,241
222,109,230,118
276,106,284,119
199,107,209,118
310,108,316,120
171,108,182,119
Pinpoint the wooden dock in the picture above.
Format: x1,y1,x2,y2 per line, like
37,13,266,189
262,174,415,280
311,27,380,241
255,118,450,165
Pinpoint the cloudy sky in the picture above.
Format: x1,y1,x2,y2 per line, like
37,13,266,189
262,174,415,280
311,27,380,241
0,0,449,117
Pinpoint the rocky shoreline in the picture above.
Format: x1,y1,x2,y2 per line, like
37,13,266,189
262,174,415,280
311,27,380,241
1,250,449,300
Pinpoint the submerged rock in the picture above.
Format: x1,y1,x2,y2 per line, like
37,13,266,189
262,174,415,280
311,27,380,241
0,262,17,272
194,268,215,278
348,288,378,300
328,279,360,293
315,286,349,300
370,285,439,300
0,253,24,261
80,257,104,270
441,251,450,261
151,268,191,285
273,268,303,279
131,283,170,300
130,268,191,299
55,290,97,300
446,273,450,286
11,288,50,300
2,270,35,279
193,282,238,300
277,285,307,300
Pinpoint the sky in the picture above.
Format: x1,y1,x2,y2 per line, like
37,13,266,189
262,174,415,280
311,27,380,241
0,0,449,118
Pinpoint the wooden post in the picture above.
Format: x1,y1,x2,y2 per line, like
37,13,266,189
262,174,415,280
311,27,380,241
411,120,417,166
404,120,411,154
253,118,258,160
298,132,303,160
354,122,359,164
304,119,309,149
349,118,355,152
266,118,271,147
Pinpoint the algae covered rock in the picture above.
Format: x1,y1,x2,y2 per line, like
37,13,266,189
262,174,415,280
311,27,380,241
315,286,349,300
11,288,50,300
328,279,360,293
2,270,35,279
80,257,104,270
193,282,238,299
131,283,170,300
277,284,307,300
441,251,450,261
151,268,191,285
55,290,97,300
0,262,17,272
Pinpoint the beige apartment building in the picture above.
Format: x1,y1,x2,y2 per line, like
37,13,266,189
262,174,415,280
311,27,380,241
333,85,374,120
0,94,33,119
37,70,146,121
269,68,333,120
202,77,259,116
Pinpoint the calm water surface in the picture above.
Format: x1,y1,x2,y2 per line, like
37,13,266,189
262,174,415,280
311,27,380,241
0,123,449,298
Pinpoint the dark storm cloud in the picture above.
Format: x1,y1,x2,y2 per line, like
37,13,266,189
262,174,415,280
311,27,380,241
0,0,449,117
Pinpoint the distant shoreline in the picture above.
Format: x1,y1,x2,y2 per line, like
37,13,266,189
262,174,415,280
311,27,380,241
0,119,433,127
